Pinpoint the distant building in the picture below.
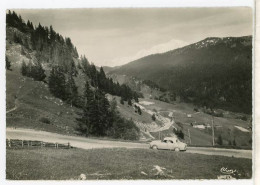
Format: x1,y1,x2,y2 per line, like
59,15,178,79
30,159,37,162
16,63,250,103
187,114,192,118
192,122,209,130
193,124,205,129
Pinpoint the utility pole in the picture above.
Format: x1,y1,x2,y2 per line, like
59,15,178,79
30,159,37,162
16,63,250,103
188,129,191,144
212,116,215,146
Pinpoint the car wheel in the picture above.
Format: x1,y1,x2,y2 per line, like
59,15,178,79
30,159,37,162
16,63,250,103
152,145,158,150
174,148,180,152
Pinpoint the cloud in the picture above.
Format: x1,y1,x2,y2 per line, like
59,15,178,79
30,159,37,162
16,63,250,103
109,39,189,67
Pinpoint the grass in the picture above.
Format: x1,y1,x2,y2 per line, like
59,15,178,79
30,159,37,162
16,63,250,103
6,47,252,147
6,147,252,180
6,69,81,135
137,98,252,147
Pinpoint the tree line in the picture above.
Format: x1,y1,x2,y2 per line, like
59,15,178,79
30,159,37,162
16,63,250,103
7,10,140,140
7,10,79,74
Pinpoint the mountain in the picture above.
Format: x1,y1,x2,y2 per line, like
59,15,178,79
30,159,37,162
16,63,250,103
5,11,252,147
5,11,141,140
109,36,252,114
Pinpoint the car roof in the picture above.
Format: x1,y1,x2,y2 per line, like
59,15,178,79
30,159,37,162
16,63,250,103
163,137,177,140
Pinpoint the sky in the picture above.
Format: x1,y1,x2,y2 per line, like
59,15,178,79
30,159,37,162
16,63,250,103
13,8,252,67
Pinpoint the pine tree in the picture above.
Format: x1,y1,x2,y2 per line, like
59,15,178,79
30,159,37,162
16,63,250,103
78,81,94,135
133,93,139,102
48,66,67,100
81,55,90,75
78,81,112,136
94,89,110,135
21,60,27,75
98,67,107,90
31,60,46,81
178,130,184,139
89,64,98,87
66,74,78,107
26,60,33,77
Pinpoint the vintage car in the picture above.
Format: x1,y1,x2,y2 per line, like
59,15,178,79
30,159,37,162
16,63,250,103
149,137,187,151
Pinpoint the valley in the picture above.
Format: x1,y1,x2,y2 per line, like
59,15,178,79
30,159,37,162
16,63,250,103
4,9,253,180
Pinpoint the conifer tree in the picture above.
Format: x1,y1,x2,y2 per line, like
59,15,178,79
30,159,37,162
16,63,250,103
30,60,46,81
98,67,107,90
66,74,78,107
128,99,132,106
21,60,27,75
77,81,94,135
48,66,67,100
120,97,124,105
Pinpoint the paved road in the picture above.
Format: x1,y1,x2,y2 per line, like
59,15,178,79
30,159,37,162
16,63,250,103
6,128,252,159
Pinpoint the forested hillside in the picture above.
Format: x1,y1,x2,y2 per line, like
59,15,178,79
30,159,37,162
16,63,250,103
6,11,140,140
109,36,252,114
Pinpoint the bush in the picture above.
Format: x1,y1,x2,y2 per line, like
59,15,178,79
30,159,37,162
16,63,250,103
6,56,11,70
108,117,139,140
152,114,156,121
213,112,224,117
174,128,184,139
236,115,248,121
137,106,142,115
233,139,236,146
120,98,124,105
193,108,199,112
217,135,223,145
39,117,51,124
20,60,46,81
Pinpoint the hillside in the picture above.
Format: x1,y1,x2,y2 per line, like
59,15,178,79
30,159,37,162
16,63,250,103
109,36,252,114
5,11,252,147
5,11,141,140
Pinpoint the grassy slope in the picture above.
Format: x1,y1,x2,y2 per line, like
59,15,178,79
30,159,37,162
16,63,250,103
6,148,252,180
134,98,252,147
6,69,81,135
6,42,251,147
6,68,252,147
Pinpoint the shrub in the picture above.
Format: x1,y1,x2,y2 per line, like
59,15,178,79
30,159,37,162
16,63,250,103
108,117,139,140
6,56,11,70
39,117,51,124
236,115,248,121
233,139,236,146
217,135,223,145
174,128,184,139
152,114,156,121
120,98,124,105
137,106,142,115
128,99,132,106
213,112,224,117
193,108,199,112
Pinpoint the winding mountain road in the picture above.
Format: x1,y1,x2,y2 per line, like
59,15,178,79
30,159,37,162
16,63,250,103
6,128,252,159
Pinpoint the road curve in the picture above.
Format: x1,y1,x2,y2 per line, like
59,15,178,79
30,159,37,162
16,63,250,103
6,128,252,159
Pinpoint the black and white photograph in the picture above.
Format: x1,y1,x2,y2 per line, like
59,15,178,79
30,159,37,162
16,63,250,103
1,0,258,183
